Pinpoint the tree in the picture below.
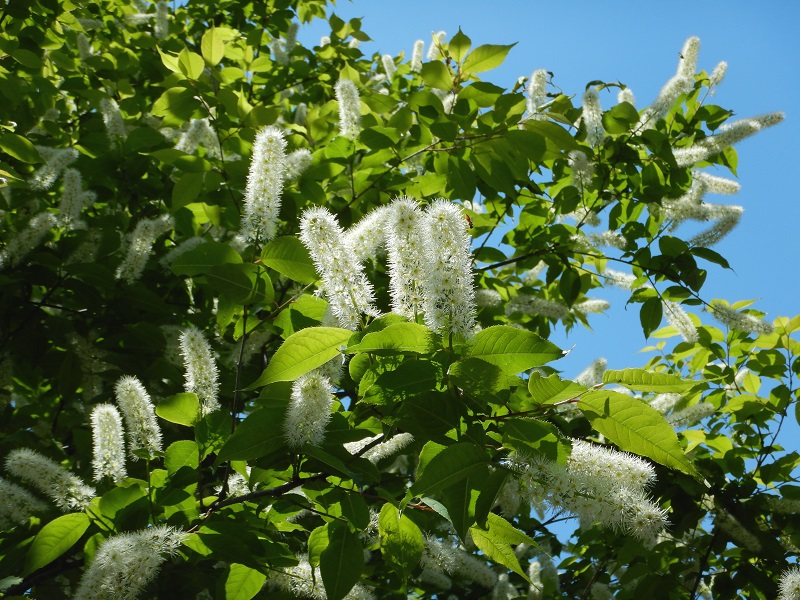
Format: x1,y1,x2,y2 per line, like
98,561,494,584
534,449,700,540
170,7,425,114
0,1,797,598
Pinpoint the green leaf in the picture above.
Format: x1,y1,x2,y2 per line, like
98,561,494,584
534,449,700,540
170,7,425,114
249,327,351,388
201,28,226,67
640,297,663,339
24,513,89,576
440,467,486,539
158,48,181,73
261,236,317,284
374,360,438,397
225,563,267,600
171,241,242,276
379,503,423,584
151,87,202,127
602,368,698,393
465,325,564,375
461,43,516,74
308,524,330,568
178,48,205,79
206,263,257,303
474,468,511,528
157,392,200,426
448,358,511,406
347,322,434,354
216,404,286,464
411,443,488,497
171,172,204,211
602,101,639,134
320,523,364,600
12,49,42,69
527,372,586,405
448,29,472,63
502,418,567,463
165,440,199,475
0,134,40,163
580,390,698,477
469,513,532,582
420,61,453,91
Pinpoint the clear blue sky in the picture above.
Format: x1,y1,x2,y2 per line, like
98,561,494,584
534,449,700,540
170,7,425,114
300,0,800,378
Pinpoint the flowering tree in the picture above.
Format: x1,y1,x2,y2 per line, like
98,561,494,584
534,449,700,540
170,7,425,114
0,1,798,599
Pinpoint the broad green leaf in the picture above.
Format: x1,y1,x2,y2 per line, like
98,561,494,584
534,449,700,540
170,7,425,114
172,172,204,211
320,523,364,600
261,236,317,284
461,43,515,73
602,101,639,134
151,87,202,127
165,440,199,475
448,28,472,63
24,513,89,576
374,360,439,396
527,372,586,405
465,326,564,375
225,563,266,600
248,327,352,388
523,120,580,152
347,322,434,354
201,28,225,67
411,443,488,497
216,404,286,464
640,297,663,339
98,484,147,520
157,392,200,426
171,241,242,276
308,524,330,568
0,133,40,163
206,263,257,303
158,48,180,73
469,513,532,582
420,61,453,91
474,468,511,528
379,503,423,584
502,418,568,463
440,467,486,539
448,358,511,406
580,390,698,476
178,48,205,79
12,49,42,69
602,368,698,393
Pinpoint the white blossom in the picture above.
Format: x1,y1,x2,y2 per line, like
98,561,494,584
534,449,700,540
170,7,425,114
663,301,698,343
0,211,58,270
30,146,78,190
115,215,173,283
666,402,715,428
114,375,163,459
179,326,220,415
344,204,390,264
285,148,312,180
779,566,800,600
0,476,49,528
336,78,361,140
575,358,607,387
241,126,286,243
581,88,606,147
90,404,127,483
154,0,169,40
381,54,396,81
284,370,335,448
709,300,773,335
427,30,446,60
100,97,126,144
4,448,95,512
526,69,549,119
410,40,424,73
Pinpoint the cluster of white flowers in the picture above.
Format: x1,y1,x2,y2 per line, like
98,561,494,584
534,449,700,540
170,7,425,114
154,0,169,40
568,150,594,191
73,525,187,600
666,402,715,429
779,566,800,600
159,236,205,270
509,440,667,545
285,148,313,180
419,534,498,590
269,553,376,599
90,404,127,483
506,294,570,321
427,30,446,61
618,87,635,106
241,126,287,243
300,207,381,329
601,268,641,291
115,215,174,284
674,112,784,167
30,145,79,190
76,33,93,59
57,168,95,229
344,204,390,263
525,69,549,119
179,326,220,415
381,54,396,81
0,476,49,528
703,496,762,552
383,198,426,317
336,78,361,140
581,88,606,147
0,211,58,270
575,357,607,388
709,300,774,336
663,301,699,344
410,40,424,73
4,448,96,512
475,288,502,308
345,432,414,463
174,118,213,154
114,375,163,460
649,392,682,414
573,299,610,314
100,97,126,144
283,370,336,448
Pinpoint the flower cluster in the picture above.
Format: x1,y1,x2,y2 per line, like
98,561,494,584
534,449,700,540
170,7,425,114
709,300,774,336
100,97,126,144
241,126,287,243
73,525,187,600
419,535,498,590
90,404,127,483
30,146,78,190
115,215,174,283
335,78,361,140
344,204,390,263
0,476,49,528
269,553,376,599
57,168,95,229
4,448,96,512
410,40,424,73
179,325,220,415
283,370,336,448
384,198,426,317
300,206,380,330
525,69,548,119
114,375,163,460
779,566,800,600
0,211,58,270
581,88,605,147
663,301,699,344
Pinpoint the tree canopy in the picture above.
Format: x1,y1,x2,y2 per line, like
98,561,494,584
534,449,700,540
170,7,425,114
0,1,798,599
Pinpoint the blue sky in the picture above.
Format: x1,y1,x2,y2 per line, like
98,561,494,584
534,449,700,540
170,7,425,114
299,0,800,379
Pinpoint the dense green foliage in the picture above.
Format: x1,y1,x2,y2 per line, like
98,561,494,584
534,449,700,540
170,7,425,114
0,1,797,598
